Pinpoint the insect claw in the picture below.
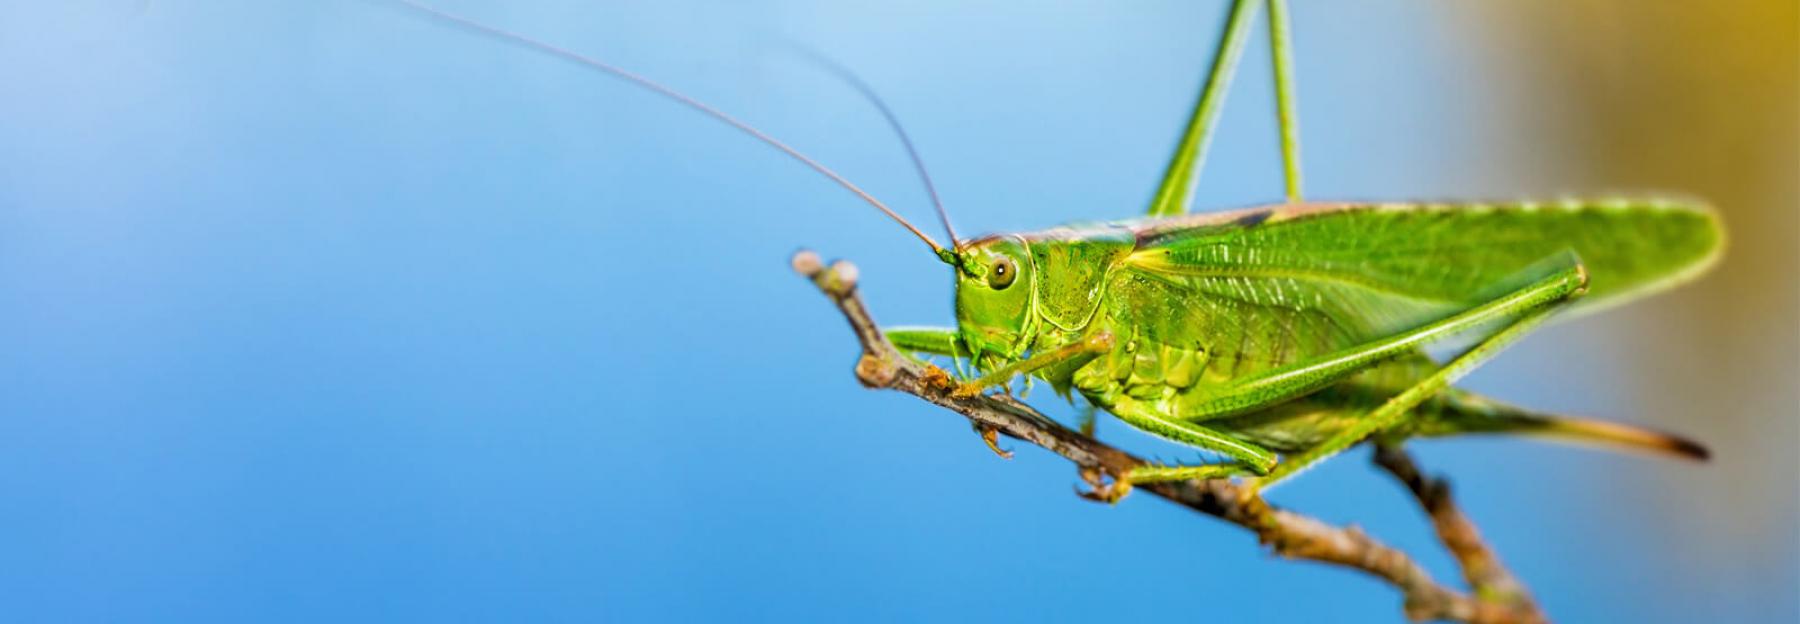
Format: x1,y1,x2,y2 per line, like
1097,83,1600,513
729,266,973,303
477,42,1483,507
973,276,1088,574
1076,466,1132,504
920,366,954,389
949,381,987,399
973,423,1014,459
1077,481,1133,505
1235,478,1268,507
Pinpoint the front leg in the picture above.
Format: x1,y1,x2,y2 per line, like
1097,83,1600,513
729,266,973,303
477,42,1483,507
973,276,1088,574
889,327,1115,396
886,325,973,377
951,333,1115,398
886,326,965,357
885,327,1114,457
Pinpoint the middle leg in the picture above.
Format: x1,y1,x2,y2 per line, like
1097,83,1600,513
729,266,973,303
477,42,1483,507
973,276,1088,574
1080,397,1275,503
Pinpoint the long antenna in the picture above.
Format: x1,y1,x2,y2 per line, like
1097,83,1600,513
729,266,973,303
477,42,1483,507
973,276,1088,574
791,48,959,248
390,0,947,256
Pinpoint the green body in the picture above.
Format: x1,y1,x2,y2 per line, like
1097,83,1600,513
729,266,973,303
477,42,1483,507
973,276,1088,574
901,200,1719,472
877,1,1724,486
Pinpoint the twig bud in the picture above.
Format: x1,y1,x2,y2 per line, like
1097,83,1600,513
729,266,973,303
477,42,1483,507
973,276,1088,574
829,260,859,290
791,249,823,277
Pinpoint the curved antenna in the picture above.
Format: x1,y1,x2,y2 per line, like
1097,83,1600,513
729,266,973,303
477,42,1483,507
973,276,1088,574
391,0,946,256
790,48,959,248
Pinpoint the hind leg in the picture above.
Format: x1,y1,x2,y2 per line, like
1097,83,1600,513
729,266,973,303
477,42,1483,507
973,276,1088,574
1246,265,1585,492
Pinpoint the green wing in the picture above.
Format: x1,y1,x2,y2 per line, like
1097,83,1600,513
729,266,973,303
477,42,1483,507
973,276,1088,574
1109,199,1723,374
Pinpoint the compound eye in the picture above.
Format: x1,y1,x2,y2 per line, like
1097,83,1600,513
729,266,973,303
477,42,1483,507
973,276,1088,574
987,256,1017,290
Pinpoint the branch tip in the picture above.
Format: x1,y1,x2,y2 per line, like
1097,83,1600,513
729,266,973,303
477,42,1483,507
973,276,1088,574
791,249,823,277
827,260,859,293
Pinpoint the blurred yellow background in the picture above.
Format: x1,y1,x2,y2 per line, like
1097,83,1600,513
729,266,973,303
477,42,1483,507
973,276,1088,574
1469,0,1797,599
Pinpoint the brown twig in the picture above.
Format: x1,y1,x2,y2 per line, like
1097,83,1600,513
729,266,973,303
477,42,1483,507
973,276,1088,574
794,251,1543,624
1374,444,1544,621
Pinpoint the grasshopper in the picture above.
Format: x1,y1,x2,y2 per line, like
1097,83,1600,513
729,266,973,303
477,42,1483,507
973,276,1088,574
400,1,1722,500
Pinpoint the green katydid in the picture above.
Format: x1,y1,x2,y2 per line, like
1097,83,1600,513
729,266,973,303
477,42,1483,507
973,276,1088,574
399,0,1722,501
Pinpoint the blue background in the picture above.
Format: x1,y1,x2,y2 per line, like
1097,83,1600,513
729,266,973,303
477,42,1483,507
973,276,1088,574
1,1,1794,622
